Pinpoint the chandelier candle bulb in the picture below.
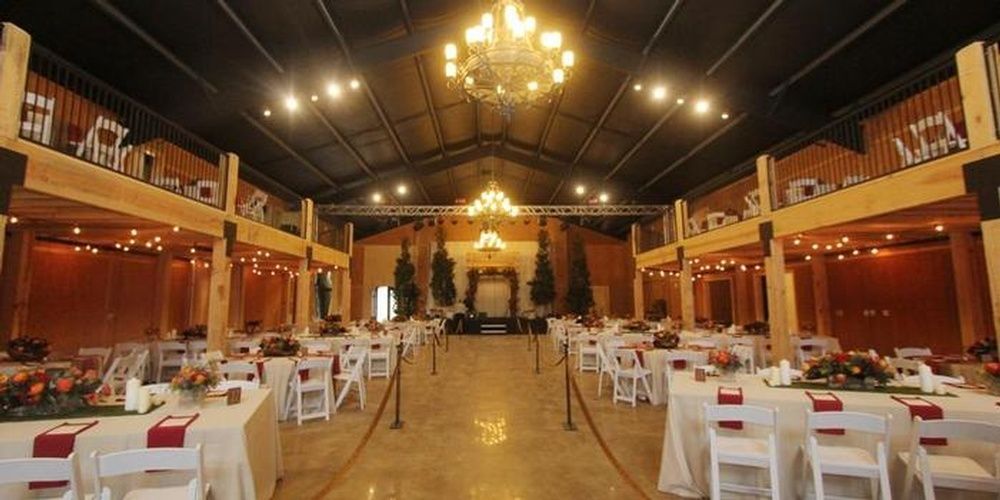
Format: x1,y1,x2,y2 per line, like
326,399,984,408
444,43,457,60
445,62,457,78
553,68,565,84
561,50,575,67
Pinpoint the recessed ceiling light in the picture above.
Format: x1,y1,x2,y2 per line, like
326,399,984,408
721,112,730,120
633,83,642,92
574,184,586,196
676,97,685,105
130,229,138,236
310,95,318,102
396,184,408,195
885,233,894,240
870,248,880,255
372,192,383,203
326,83,342,98
262,108,271,117
349,78,361,90
652,86,667,100
283,95,299,111
694,99,710,114
72,226,81,235
804,255,812,261
598,192,609,203
934,224,944,232
172,226,180,232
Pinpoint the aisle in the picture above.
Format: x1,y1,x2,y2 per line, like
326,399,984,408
275,335,671,499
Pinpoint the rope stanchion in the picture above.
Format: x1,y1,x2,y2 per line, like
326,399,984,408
561,339,576,431
390,341,405,429
534,326,540,374
430,330,442,375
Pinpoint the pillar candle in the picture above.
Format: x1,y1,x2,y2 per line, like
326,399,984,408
918,364,934,394
769,366,781,386
124,377,141,411
137,388,152,414
779,359,792,386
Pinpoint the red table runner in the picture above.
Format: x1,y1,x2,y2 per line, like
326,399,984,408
892,396,947,445
31,421,98,489
806,391,844,435
717,387,744,430
147,414,199,448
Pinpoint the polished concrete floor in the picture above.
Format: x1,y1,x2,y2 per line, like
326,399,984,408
275,335,674,499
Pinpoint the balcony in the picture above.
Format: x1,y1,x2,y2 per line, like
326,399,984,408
636,205,676,254
685,170,760,237
314,216,351,254
235,169,301,236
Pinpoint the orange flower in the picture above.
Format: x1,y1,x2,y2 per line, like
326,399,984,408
194,374,206,385
12,372,28,384
28,382,45,396
55,378,74,393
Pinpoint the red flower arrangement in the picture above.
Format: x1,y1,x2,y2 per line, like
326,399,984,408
802,351,892,389
982,362,1000,396
259,335,302,357
169,363,221,398
0,367,102,416
708,348,744,375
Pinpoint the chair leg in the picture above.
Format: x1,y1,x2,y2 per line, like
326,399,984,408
296,386,303,426
709,433,721,500
630,378,637,407
769,437,781,500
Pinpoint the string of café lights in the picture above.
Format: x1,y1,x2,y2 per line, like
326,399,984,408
255,74,731,206
640,224,948,280
5,216,339,279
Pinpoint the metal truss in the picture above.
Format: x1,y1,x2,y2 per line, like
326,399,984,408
317,204,668,217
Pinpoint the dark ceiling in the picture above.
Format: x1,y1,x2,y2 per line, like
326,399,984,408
2,0,999,236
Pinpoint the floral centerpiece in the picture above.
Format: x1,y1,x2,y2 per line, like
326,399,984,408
363,319,385,334
653,332,680,350
981,362,1000,396
580,315,604,329
802,351,892,389
259,336,301,357
179,324,207,340
742,321,769,336
169,362,221,406
244,320,262,334
967,337,997,362
6,337,51,363
623,320,650,332
708,348,743,380
0,367,102,417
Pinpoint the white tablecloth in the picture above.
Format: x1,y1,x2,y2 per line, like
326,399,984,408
658,373,1000,499
636,349,708,405
0,388,282,500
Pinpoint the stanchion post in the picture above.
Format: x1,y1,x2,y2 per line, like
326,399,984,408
431,332,438,376
534,329,540,374
390,341,404,429
444,319,450,352
563,339,576,431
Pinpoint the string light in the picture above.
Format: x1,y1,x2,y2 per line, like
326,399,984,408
633,83,642,91
652,86,667,100
284,95,299,112
9,216,18,224
326,82,342,98
262,108,271,117
885,233,894,240
72,226,81,235
575,184,586,195
804,255,812,261
172,226,180,232
396,184,408,195
130,229,138,236
934,224,944,232
694,99,710,114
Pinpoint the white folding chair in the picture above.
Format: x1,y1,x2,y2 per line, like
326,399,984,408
731,345,756,374
803,411,892,499
300,338,333,355
887,357,922,376
686,338,719,349
76,116,131,170
595,338,616,398
227,339,258,356
20,91,55,145
900,418,1000,499
334,350,367,411
0,452,84,500
156,341,187,382
77,347,112,374
102,353,135,395
795,338,829,367
186,341,208,361
577,334,600,372
894,347,932,359
339,339,370,373
704,403,781,500
610,348,652,407
367,337,392,379
141,383,171,395
91,445,208,500
216,379,259,391
289,358,334,425
220,360,258,382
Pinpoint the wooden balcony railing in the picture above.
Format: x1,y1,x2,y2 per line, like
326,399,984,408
685,171,760,237
314,216,350,253
235,169,300,236
637,205,676,253
987,42,1000,139
770,62,966,209
18,44,227,208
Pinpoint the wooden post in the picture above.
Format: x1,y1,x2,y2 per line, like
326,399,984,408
206,238,231,352
221,153,239,215
981,219,1000,347
765,237,792,362
301,199,315,241
294,259,313,332
3,229,34,339
0,215,7,276
955,42,999,149
0,24,30,141
755,155,775,214
949,231,986,346
337,269,352,319
673,200,686,243
633,270,645,319
679,257,695,330
151,251,173,337
229,264,245,329
810,256,833,337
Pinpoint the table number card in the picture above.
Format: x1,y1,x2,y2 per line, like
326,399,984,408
226,387,242,405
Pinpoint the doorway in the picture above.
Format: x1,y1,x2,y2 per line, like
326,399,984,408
708,279,734,324
372,285,396,322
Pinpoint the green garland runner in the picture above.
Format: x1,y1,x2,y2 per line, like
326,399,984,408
464,267,519,317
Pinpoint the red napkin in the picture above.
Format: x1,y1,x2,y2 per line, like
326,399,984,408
31,421,98,489
298,368,311,381
255,361,265,380
717,387,743,430
147,414,199,449
892,396,947,445
72,355,103,375
806,391,844,435
672,359,687,370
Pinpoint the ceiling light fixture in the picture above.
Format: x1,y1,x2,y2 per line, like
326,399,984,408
326,82,342,98
284,95,299,111
349,79,360,90
574,184,586,196
396,184,408,195
633,83,642,92
652,86,667,100
694,99,710,114
371,192,383,203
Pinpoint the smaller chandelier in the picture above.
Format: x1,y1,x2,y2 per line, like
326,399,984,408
475,229,507,252
467,180,519,220
444,0,574,117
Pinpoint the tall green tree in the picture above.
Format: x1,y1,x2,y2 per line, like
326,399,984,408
565,234,594,315
430,226,457,306
528,229,556,312
393,238,420,317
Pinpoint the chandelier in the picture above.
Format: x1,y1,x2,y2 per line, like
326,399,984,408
444,0,574,117
474,229,507,252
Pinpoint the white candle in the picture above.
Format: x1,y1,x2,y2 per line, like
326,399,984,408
779,359,792,386
124,377,141,411
137,388,152,414
769,366,781,386
918,364,934,394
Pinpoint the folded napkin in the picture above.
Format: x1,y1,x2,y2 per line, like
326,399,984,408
147,414,199,449
717,387,744,430
31,421,98,489
672,359,687,370
806,391,844,435
892,396,947,445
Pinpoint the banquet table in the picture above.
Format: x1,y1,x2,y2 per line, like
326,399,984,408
0,360,73,375
658,373,1000,499
0,388,282,500
625,348,708,405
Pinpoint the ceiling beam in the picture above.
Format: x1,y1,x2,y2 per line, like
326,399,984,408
214,0,285,74
705,0,785,77
90,0,219,95
315,0,431,204
400,0,446,158
241,111,339,189
603,103,682,182
547,0,683,202
769,0,907,97
635,113,747,195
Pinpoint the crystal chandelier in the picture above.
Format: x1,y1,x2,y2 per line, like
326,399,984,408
444,0,574,117
474,229,507,252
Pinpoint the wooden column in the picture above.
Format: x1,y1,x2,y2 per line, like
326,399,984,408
764,236,792,362
337,269,351,319
982,219,1000,346
294,259,313,332
151,251,173,337
956,42,999,149
733,270,754,325
2,229,34,339
811,256,833,337
221,153,239,215
633,270,645,319
228,264,245,329
679,256,695,330
206,238,231,352
950,231,986,346
0,24,29,141
300,199,315,241
755,155,775,214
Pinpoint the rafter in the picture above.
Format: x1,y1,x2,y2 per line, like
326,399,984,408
241,112,339,189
